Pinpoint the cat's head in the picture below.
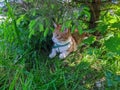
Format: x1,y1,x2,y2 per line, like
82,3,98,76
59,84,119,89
52,23,71,43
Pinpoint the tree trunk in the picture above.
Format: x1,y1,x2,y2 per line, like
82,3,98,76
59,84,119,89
88,0,101,29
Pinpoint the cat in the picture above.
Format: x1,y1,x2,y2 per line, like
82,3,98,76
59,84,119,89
49,23,88,59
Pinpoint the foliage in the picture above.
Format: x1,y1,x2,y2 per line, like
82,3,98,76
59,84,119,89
0,0,120,90
105,35,120,55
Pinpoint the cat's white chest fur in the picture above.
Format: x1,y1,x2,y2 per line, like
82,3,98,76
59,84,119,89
49,37,73,59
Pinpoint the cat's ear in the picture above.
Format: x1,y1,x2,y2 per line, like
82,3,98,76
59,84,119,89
53,22,57,28
64,28,69,33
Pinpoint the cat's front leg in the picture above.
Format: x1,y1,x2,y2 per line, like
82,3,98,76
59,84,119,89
59,51,70,59
49,48,57,58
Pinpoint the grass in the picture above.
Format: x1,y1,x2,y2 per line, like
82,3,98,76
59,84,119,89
0,40,120,90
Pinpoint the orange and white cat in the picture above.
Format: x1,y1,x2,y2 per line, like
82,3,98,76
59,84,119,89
49,23,88,59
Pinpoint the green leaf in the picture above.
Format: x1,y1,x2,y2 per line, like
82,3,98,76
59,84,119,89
105,71,120,87
83,10,90,19
111,22,120,29
29,20,36,38
83,7,90,11
29,20,36,30
39,23,44,32
83,36,96,44
115,75,120,82
9,69,20,90
32,10,36,16
98,24,108,34
51,4,55,9
71,25,76,33
73,11,79,18
78,26,83,34
104,35,120,55
44,28,49,37
17,15,25,25
65,21,72,28
29,29,34,38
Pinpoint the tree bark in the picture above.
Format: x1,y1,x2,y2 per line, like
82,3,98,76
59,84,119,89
88,0,101,29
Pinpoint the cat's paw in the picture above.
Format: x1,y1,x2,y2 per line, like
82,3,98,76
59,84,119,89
49,53,56,59
59,53,67,59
